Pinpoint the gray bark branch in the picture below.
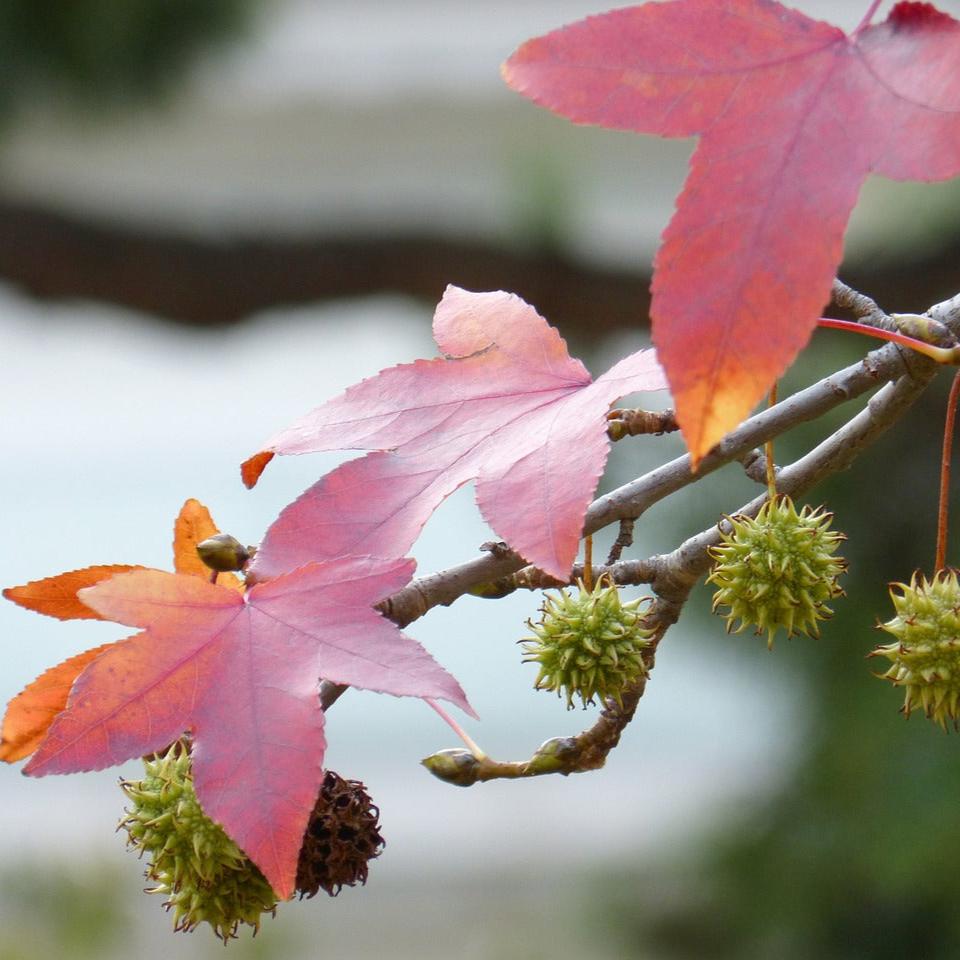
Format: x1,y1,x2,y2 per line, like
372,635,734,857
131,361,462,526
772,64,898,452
323,289,960,759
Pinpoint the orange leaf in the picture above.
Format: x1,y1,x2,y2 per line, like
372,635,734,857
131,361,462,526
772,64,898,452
241,451,274,488
172,498,243,592
0,643,114,762
3,565,145,620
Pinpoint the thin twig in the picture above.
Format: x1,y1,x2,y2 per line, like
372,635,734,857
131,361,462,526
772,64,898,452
420,682,651,785
605,518,635,565
831,278,887,326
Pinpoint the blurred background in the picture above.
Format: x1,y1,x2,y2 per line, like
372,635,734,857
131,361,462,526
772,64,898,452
2,2,960,957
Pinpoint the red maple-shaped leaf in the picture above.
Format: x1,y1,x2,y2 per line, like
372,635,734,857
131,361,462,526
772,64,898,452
23,558,472,899
242,286,666,581
503,0,960,464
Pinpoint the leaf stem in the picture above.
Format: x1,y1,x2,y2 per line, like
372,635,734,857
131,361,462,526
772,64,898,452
425,698,487,759
817,317,960,364
936,371,960,571
765,383,778,499
851,0,883,38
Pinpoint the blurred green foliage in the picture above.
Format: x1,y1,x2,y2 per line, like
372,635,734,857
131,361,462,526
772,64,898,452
0,0,256,119
0,853,614,959
0,861,132,960
590,342,960,959
0,857,295,960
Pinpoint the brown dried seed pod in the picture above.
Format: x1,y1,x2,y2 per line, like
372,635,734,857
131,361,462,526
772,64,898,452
296,770,385,899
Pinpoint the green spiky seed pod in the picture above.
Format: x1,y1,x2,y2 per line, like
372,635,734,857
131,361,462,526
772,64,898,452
119,740,277,941
521,577,653,709
707,495,847,649
296,770,385,898
871,569,960,730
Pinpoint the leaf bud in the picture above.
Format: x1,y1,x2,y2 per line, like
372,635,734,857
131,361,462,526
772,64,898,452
421,748,481,787
196,534,250,573
467,580,513,600
525,736,578,774
891,312,958,348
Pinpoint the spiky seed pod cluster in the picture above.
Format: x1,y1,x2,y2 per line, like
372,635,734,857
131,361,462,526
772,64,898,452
118,740,278,941
707,495,847,649
872,569,960,730
521,576,654,709
296,770,385,898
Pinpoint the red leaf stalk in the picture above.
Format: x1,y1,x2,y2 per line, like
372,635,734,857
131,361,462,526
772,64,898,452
817,318,960,364
852,0,884,38
936,370,960,571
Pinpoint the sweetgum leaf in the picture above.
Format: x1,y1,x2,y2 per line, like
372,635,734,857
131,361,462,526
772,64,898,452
503,0,960,464
243,286,666,580
23,559,471,899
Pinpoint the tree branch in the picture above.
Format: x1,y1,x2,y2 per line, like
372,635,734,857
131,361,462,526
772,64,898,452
378,322,935,631
324,288,960,763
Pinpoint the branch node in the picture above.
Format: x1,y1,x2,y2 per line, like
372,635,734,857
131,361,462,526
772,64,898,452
480,540,514,559
831,278,888,327
607,408,679,440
